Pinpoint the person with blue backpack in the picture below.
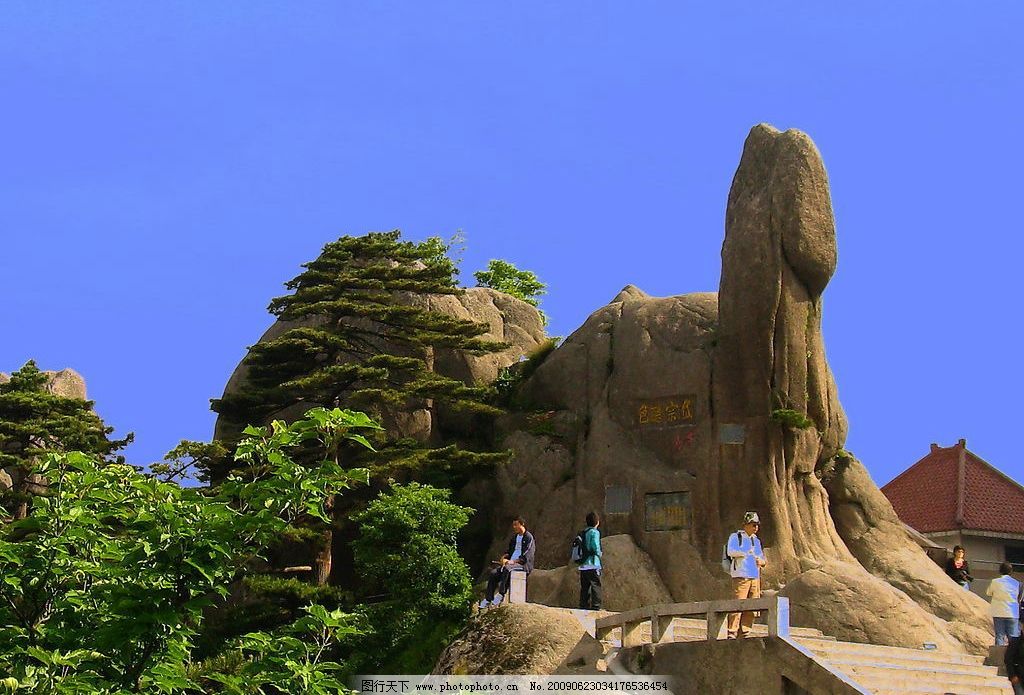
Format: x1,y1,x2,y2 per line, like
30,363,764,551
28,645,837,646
576,511,603,610
725,511,767,638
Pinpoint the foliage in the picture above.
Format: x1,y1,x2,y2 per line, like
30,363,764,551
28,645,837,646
151,439,229,484
473,259,546,307
769,408,815,430
210,230,508,481
473,259,548,323
194,575,351,660
0,360,132,517
0,408,377,693
351,483,474,672
492,337,560,407
202,605,359,695
526,411,559,437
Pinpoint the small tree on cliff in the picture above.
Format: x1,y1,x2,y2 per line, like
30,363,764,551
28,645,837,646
474,259,547,323
0,360,132,518
210,230,509,479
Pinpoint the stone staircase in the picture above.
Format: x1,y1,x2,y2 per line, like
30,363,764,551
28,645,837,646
601,616,1012,694
793,636,1010,695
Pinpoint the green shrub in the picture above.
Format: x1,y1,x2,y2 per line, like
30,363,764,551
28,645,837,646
351,483,475,672
770,408,814,430
493,337,560,407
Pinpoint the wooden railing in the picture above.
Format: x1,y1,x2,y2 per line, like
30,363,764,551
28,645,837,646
594,596,791,648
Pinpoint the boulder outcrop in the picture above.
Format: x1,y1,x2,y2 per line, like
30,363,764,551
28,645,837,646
433,604,602,675
0,368,86,400
525,535,674,611
0,368,89,499
213,287,546,442
485,125,991,654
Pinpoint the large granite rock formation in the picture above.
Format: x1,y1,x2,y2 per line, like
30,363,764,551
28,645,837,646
486,125,991,654
213,287,547,442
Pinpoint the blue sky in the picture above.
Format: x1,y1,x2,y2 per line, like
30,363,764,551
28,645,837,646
2,3,1021,486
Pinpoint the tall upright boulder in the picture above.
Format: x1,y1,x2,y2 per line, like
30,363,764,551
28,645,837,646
486,125,992,654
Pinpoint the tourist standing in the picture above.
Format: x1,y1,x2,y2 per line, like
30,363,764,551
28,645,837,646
987,562,1021,646
578,511,602,611
726,511,767,639
944,545,974,590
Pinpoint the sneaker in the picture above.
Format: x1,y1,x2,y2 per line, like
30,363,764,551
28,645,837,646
490,594,503,606
478,599,489,609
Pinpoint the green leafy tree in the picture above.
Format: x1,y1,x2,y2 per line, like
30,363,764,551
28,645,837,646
210,231,509,481
0,408,376,694
204,605,358,695
351,483,473,672
473,259,547,323
0,360,132,518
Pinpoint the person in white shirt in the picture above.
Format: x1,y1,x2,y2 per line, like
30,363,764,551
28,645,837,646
987,562,1021,646
726,511,767,639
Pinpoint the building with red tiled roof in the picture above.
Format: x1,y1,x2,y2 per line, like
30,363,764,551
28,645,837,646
882,439,1024,577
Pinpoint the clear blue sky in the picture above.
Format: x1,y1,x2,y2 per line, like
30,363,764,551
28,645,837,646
2,3,1021,486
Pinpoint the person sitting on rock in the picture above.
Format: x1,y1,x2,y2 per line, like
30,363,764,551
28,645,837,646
988,562,1021,646
479,516,534,608
726,511,767,639
944,545,974,590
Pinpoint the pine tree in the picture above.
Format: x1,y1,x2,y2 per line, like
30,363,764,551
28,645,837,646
211,231,509,478
0,360,132,518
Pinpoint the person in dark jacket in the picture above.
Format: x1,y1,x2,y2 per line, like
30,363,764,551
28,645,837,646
944,545,974,590
479,517,535,608
1007,634,1024,695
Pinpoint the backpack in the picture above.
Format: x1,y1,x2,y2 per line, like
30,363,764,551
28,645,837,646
570,529,587,564
721,532,743,574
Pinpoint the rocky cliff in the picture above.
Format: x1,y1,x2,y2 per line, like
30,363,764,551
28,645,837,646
485,125,991,654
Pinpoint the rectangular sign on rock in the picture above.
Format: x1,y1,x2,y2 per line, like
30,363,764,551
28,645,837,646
604,485,632,515
718,424,747,444
644,491,690,531
634,397,696,428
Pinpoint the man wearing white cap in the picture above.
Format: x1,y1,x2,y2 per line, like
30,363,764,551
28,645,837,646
726,511,767,638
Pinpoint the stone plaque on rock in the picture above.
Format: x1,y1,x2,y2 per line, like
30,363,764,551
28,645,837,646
718,424,746,444
644,491,690,531
605,485,632,515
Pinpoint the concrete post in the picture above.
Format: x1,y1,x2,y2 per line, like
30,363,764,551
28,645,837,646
508,571,527,604
767,596,790,637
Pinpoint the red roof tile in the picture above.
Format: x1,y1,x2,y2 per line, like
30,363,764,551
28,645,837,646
881,440,1024,535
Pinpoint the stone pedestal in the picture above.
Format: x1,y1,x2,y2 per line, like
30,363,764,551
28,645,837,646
509,570,527,604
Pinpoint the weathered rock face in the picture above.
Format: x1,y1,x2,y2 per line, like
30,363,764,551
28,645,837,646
213,287,546,441
486,124,991,654
0,368,86,400
525,535,674,611
433,604,601,676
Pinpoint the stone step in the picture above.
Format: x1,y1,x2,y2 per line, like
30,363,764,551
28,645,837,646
867,686,1011,695
796,637,987,667
837,662,1010,695
828,656,998,680
853,672,1012,695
